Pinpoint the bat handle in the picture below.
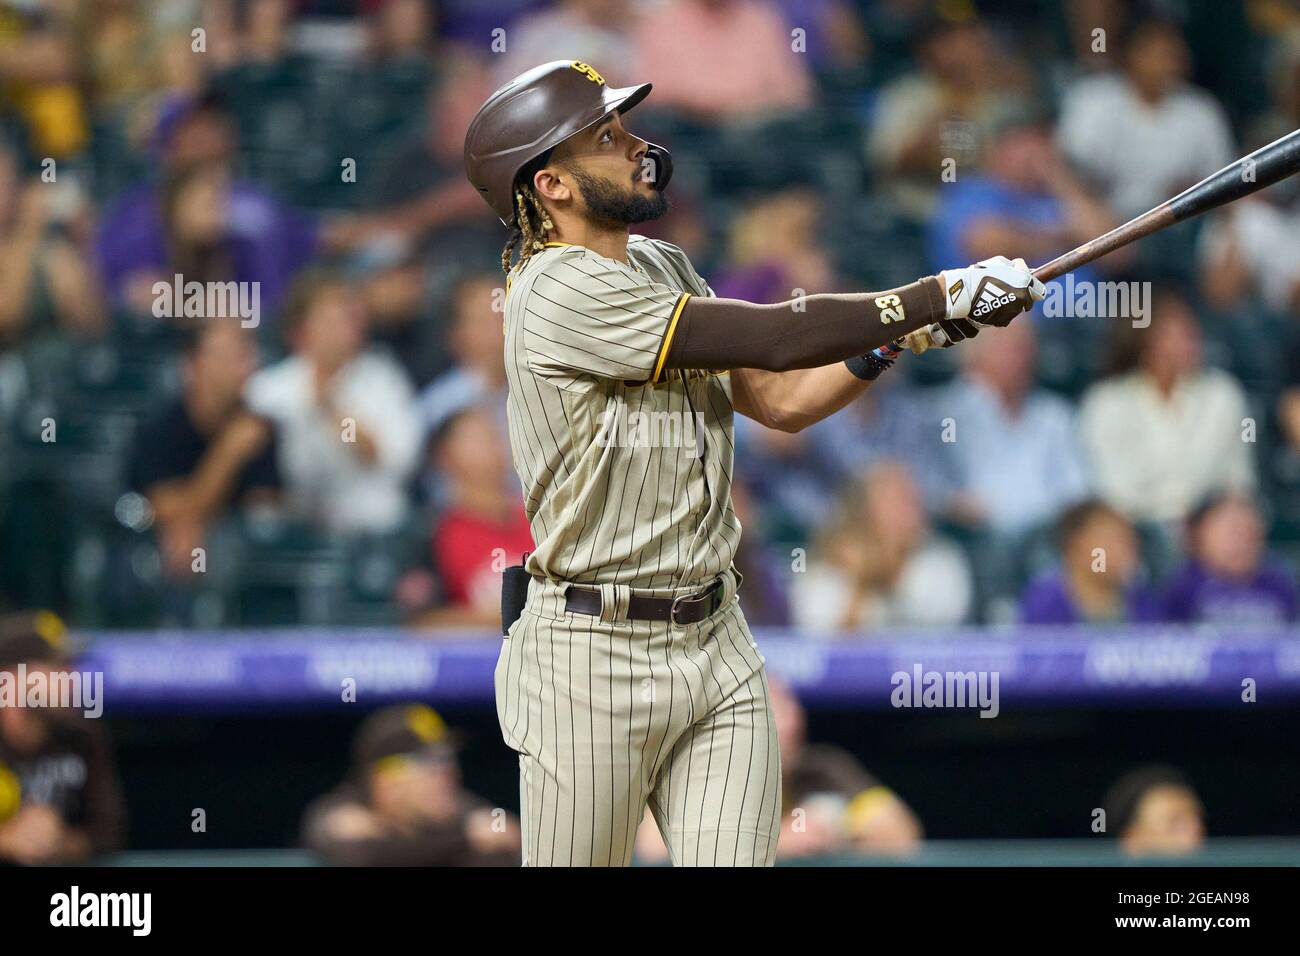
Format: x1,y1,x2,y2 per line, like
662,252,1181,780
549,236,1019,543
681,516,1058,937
1032,262,1065,283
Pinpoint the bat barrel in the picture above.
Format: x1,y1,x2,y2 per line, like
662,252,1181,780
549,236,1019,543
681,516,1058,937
1167,127,1300,223
1034,128,1300,283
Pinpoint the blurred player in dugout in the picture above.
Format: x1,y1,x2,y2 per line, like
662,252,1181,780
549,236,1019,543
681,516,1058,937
1105,764,1206,858
0,612,126,865
301,703,521,866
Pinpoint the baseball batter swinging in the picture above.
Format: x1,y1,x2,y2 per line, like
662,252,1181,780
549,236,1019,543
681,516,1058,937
464,60,1045,867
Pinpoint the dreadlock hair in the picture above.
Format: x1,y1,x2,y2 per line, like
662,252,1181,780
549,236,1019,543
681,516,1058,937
501,149,555,274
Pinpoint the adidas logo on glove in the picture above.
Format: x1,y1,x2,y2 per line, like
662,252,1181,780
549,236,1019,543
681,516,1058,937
971,286,1019,320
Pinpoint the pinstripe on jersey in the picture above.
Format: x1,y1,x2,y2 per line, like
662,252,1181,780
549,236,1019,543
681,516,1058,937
503,235,742,589
495,572,781,866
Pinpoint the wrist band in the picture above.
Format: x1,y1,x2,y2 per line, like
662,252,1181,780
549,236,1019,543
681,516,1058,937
845,347,896,381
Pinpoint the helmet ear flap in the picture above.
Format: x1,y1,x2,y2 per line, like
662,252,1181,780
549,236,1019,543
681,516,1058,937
642,143,673,192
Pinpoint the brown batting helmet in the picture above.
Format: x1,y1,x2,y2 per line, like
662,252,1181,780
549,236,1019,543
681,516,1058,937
464,59,671,227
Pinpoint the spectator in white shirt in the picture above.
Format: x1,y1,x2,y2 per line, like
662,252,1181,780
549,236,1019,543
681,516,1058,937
791,460,973,633
1079,287,1255,525
1198,189,1300,317
1198,36,1300,317
245,272,421,533
177,271,422,535
1057,19,1235,220
933,321,1090,536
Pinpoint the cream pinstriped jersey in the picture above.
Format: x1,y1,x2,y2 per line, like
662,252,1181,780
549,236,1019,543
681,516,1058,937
503,235,741,589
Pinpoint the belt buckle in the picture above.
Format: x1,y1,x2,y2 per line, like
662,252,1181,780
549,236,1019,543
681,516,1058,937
670,581,717,626
669,593,690,626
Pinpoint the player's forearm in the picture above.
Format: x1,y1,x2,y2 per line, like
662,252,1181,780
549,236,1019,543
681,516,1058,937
663,277,944,373
732,363,875,433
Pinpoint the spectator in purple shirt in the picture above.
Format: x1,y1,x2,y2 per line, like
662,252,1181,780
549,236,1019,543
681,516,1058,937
95,91,317,320
1020,499,1162,625
1162,494,1299,627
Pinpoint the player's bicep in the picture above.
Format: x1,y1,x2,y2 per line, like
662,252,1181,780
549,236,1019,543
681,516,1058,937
521,258,689,384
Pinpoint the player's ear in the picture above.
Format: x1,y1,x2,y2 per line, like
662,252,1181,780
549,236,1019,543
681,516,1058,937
533,166,570,205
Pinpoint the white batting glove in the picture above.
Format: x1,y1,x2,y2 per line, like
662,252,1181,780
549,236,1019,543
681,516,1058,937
940,256,1046,327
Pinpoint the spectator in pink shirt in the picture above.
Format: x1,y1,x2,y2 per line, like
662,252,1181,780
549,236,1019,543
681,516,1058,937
632,0,813,123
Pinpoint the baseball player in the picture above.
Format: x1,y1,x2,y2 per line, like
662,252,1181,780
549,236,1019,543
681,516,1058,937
463,60,1044,867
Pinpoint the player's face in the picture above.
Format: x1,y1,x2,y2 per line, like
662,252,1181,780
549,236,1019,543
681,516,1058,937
370,757,459,825
551,114,667,226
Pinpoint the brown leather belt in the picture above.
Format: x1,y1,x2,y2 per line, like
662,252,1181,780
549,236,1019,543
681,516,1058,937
564,578,724,625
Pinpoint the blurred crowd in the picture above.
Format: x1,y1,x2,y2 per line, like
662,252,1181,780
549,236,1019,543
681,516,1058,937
0,0,1299,633
0,611,1206,864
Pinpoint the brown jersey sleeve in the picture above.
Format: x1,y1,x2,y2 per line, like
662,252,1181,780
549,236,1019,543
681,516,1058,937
661,276,945,372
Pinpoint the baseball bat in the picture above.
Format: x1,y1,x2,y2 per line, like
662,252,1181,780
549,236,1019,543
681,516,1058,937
882,127,1300,357
1033,127,1300,282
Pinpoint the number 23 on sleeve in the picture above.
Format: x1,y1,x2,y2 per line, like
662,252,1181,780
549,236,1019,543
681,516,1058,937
875,294,905,324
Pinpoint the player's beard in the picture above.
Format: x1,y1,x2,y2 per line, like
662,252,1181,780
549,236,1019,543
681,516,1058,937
568,167,668,226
